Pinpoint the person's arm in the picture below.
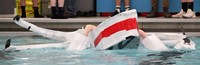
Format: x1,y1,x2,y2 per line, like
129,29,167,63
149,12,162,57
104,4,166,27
138,29,148,39
83,24,96,36
138,29,170,51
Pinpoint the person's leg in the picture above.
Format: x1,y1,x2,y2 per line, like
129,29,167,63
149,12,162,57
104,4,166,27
182,0,188,2
32,0,44,18
172,0,188,18
112,0,121,16
124,0,130,11
116,0,121,13
162,0,172,18
187,0,194,11
32,0,38,7
182,0,189,12
20,0,26,6
187,0,193,2
50,0,56,6
20,0,26,18
58,0,64,7
115,0,132,11
58,0,67,19
50,0,57,19
182,0,196,18
83,24,97,36
146,0,158,18
181,0,190,12
64,0,77,15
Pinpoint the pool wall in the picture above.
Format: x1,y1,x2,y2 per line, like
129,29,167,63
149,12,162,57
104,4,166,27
0,18,200,32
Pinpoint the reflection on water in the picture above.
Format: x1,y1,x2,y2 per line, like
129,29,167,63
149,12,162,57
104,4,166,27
139,52,184,65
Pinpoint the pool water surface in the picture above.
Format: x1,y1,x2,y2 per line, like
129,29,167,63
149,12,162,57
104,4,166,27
0,35,200,65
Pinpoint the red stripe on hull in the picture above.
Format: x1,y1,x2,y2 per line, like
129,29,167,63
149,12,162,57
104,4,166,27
94,18,138,47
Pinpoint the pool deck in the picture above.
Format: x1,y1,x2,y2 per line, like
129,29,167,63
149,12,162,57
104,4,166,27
0,16,200,32
1,32,200,37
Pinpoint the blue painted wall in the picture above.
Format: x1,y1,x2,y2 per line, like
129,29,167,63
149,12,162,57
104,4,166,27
96,0,200,13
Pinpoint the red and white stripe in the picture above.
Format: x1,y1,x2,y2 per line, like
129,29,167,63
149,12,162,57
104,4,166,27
88,9,139,49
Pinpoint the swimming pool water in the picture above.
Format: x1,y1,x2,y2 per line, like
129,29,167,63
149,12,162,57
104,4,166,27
0,35,200,65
